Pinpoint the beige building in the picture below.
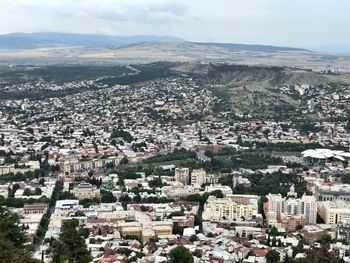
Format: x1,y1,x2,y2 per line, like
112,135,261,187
117,220,173,242
71,182,100,200
191,168,206,186
24,203,48,214
0,164,15,175
318,201,350,224
60,157,118,174
204,184,233,197
202,195,260,222
175,168,190,185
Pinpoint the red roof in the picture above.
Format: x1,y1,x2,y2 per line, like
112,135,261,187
100,255,117,263
254,249,268,257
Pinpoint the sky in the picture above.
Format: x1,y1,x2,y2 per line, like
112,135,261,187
0,0,349,50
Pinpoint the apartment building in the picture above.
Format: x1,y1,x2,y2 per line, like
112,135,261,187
202,195,260,222
174,167,190,185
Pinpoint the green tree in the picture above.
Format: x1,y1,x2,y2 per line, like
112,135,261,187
0,237,42,263
0,206,26,248
317,234,333,245
341,173,350,184
299,246,339,263
52,220,92,263
101,190,117,203
119,156,129,166
269,226,280,236
189,234,198,242
265,250,280,263
0,206,40,262
169,245,194,263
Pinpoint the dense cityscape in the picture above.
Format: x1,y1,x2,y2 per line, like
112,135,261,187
1,1,350,263
0,61,350,263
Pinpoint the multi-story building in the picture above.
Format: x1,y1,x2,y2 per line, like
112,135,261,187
0,164,15,175
60,157,119,174
316,183,350,202
265,186,317,230
191,168,206,186
235,226,263,238
174,168,190,185
204,184,233,197
318,201,350,224
71,182,100,200
24,203,48,214
338,217,350,243
205,174,220,185
202,194,260,222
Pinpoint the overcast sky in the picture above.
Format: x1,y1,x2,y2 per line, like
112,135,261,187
0,0,349,49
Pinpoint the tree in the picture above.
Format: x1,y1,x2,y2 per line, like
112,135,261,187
34,187,42,195
0,206,26,247
317,234,333,245
39,178,45,186
52,220,92,263
119,156,129,166
23,188,32,196
269,226,280,236
341,173,350,184
299,246,339,263
0,237,42,263
133,194,141,203
0,206,40,262
169,245,194,263
265,250,280,263
189,234,198,242
101,190,117,203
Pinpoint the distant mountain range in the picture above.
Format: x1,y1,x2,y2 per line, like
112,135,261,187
0,32,310,53
192,42,309,53
0,32,185,49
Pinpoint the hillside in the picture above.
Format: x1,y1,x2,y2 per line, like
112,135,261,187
172,63,350,120
1,62,349,121
0,41,350,72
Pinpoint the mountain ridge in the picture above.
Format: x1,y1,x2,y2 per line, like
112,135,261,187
0,32,310,53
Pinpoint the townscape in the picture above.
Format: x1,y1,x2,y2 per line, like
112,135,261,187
1,61,350,263
1,1,350,263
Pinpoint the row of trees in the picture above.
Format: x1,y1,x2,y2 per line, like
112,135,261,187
144,148,197,164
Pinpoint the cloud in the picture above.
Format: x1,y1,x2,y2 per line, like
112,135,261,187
0,0,349,47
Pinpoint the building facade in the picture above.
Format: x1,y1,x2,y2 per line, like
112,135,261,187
319,201,350,224
24,203,48,214
202,195,260,222
174,168,190,185
191,168,206,186
316,183,350,202
265,187,317,230
71,182,101,200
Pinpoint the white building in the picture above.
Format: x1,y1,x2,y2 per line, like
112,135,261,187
204,184,233,197
266,186,317,227
202,194,260,222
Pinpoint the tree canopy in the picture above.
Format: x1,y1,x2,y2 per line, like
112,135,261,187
0,206,41,262
299,246,339,263
168,245,194,263
265,250,280,263
52,219,92,263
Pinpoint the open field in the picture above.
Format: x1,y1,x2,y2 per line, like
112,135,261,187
1,42,350,72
